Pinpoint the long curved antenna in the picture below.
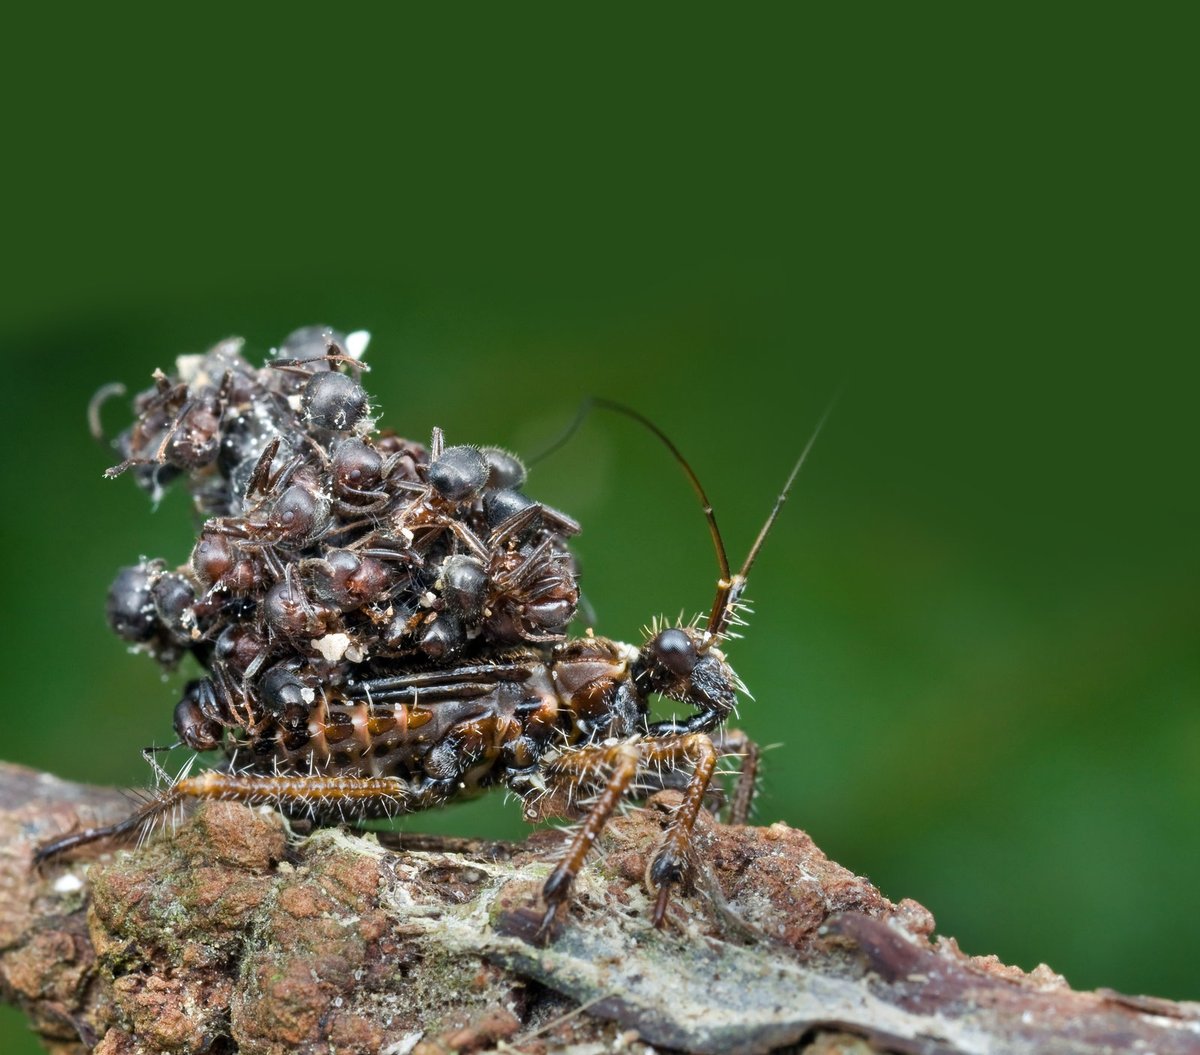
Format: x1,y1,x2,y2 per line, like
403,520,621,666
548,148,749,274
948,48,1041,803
527,396,596,468
592,398,731,585
530,397,732,588
707,393,839,639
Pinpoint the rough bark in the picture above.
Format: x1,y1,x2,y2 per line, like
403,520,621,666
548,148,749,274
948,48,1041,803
0,762,1196,1055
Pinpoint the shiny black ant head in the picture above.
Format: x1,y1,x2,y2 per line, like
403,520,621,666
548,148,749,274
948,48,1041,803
427,443,489,503
633,625,738,719
173,679,223,751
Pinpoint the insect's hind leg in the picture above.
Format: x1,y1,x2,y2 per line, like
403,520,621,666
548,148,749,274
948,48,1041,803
36,745,189,865
34,788,185,865
35,770,419,865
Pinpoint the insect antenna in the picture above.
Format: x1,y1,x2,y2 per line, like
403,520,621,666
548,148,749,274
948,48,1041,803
593,397,732,586
707,394,838,639
531,395,732,589
533,392,835,642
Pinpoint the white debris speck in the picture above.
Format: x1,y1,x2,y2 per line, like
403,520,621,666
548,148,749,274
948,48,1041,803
53,873,84,894
344,330,371,360
419,591,436,608
312,633,353,663
300,687,316,705
382,1031,424,1055
175,354,205,383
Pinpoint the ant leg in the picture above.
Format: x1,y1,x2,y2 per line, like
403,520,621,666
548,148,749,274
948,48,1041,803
639,733,718,926
711,727,760,826
537,740,641,932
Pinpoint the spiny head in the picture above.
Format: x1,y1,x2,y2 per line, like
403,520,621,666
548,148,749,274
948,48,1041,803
619,397,833,725
536,397,831,728
578,396,833,646
632,624,738,720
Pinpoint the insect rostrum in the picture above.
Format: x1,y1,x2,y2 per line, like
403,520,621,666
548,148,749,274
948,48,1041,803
42,326,814,934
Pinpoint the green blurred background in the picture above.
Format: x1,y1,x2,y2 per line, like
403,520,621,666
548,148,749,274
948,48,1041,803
2,7,1196,1050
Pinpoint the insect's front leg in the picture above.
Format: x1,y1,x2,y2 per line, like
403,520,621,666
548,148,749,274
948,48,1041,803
535,739,641,933
639,732,718,925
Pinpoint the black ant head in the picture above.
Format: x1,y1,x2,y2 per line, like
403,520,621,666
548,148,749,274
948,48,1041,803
174,679,223,751
634,625,738,719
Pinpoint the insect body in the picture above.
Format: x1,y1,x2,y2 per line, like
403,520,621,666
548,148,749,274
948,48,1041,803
39,329,824,932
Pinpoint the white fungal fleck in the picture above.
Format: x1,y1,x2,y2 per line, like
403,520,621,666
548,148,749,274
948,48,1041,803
53,873,84,894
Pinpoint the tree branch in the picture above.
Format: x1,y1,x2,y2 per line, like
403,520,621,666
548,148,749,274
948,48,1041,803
1,762,1196,1055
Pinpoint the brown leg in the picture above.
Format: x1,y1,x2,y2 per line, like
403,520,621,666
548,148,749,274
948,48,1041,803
640,733,718,925
35,795,175,864
534,733,721,931
537,740,641,931
36,771,418,864
712,727,760,826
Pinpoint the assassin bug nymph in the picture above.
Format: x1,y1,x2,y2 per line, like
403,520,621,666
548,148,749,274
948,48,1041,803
36,331,830,935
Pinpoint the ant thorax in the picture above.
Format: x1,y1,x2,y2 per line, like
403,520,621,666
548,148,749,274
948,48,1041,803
47,326,826,935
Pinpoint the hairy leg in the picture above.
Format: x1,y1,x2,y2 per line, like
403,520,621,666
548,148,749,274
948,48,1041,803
537,740,641,931
711,727,760,826
639,732,718,924
35,770,421,863
532,732,724,930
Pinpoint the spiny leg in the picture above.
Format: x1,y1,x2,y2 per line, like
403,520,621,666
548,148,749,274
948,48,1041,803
537,740,641,932
622,731,750,818
36,747,188,864
35,795,178,865
711,727,760,826
641,732,718,925
35,770,419,864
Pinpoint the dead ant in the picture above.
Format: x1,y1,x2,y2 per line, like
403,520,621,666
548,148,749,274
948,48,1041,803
36,330,830,939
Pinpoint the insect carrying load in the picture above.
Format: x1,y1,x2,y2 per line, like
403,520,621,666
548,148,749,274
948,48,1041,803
102,327,582,759
44,325,822,935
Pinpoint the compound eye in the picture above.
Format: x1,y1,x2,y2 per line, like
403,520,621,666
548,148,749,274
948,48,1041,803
174,684,221,751
427,445,488,502
269,483,328,538
440,555,488,618
191,532,233,585
106,564,159,642
483,488,537,530
418,613,465,659
653,628,698,676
